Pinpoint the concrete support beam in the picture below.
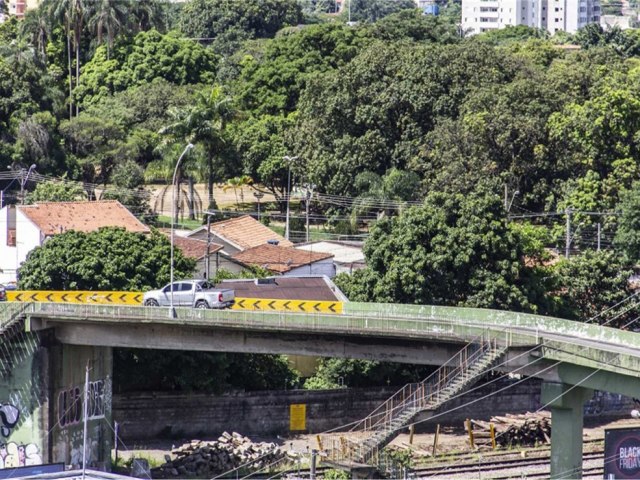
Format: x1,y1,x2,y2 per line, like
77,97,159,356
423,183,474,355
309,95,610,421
542,382,592,479
50,323,463,366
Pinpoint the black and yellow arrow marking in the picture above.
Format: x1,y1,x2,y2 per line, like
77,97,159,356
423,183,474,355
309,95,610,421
232,298,343,314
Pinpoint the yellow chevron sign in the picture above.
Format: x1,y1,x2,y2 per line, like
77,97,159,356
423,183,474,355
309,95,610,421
7,291,143,305
232,297,343,314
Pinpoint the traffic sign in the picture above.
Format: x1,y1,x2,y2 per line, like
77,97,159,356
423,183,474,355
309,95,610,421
232,297,342,314
7,291,143,305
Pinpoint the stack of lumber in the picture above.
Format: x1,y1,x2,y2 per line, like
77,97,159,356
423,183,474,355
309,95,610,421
153,432,290,478
468,411,551,447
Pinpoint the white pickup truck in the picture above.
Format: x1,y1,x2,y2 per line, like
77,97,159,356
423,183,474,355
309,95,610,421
143,280,235,309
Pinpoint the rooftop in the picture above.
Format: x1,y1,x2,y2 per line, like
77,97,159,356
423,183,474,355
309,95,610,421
164,234,223,260
19,201,149,236
203,215,293,250
218,276,347,301
232,244,333,274
295,241,365,264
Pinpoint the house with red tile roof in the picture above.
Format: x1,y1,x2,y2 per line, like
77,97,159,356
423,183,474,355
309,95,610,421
231,244,335,276
163,234,224,280
0,201,149,284
187,215,293,255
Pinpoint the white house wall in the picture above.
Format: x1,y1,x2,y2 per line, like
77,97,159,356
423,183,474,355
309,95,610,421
286,259,336,278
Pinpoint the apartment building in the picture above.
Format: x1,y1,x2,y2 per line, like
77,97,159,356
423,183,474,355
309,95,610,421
462,0,601,34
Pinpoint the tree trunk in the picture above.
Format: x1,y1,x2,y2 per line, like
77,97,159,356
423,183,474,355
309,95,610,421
207,152,214,208
67,30,72,119
75,31,80,117
188,177,195,220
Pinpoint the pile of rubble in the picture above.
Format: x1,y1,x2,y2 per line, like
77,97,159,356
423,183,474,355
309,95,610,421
153,432,290,478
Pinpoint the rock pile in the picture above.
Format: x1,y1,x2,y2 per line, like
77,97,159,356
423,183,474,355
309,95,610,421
153,432,289,478
468,411,552,448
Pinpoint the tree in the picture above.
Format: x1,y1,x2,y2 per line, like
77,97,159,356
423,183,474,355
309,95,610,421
615,182,640,262
26,179,86,203
160,85,235,202
550,250,633,326
304,358,433,389
18,227,195,290
348,0,417,23
87,0,127,58
178,0,302,45
75,30,218,106
337,188,536,311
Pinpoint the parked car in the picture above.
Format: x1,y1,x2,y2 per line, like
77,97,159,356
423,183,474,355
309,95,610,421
143,280,235,309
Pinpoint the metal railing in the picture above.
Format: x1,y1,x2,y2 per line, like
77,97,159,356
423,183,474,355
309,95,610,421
23,302,536,348
321,334,508,464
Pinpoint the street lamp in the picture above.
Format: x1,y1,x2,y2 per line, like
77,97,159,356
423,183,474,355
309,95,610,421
170,143,194,316
283,155,298,241
253,191,265,221
20,164,37,205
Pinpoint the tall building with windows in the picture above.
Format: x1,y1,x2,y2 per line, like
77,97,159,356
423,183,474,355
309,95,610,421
461,0,601,35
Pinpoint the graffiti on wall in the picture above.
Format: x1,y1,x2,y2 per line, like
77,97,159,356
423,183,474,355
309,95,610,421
57,379,107,428
0,404,19,437
0,442,42,468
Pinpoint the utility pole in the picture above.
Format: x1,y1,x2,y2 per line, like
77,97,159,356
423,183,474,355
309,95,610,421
565,207,573,259
597,222,601,251
283,155,298,241
205,214,212,279
253,191,264,221
304,184,315,243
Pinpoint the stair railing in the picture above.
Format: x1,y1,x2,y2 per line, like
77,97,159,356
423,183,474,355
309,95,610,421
322,330,511,463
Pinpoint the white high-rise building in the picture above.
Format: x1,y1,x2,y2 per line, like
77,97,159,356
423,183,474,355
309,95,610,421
461,0,601,35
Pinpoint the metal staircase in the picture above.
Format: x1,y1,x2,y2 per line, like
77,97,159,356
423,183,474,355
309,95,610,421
322,335,508,467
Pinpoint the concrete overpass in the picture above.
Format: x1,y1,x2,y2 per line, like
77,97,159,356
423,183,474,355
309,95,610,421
2,300,640,478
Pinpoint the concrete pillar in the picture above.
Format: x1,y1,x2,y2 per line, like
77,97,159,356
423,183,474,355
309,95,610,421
541,382,593,479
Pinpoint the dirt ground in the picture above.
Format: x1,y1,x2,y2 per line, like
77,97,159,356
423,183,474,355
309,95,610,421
147,184,276,216
115,416,639,467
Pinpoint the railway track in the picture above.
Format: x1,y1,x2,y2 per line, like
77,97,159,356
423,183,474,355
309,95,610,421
412,450,604,479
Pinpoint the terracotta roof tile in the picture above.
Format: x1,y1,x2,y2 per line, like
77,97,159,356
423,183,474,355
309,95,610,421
19,200,150,235
168,235,223,260
231,244,333,273
209,215,293,250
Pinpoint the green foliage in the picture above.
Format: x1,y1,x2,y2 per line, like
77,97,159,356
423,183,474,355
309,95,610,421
348,0,417,23
235,23,368,116
26,179,86,203
75,30,218,105
478,25,549,45
323,469,350,480
114,349,299,393
615,182,640,262
178,0,302,54
339,188,535,310
303,358,434,389
550,250,633,325
18,228,195,291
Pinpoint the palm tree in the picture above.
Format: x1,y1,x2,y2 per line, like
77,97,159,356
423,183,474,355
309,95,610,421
87,0,127,58
19,8,50,60
47,0,86,118
160,85,235,205
130,0,164,33
223,176,253,210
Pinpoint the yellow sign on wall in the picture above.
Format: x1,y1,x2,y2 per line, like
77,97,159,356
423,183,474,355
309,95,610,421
232,297,343,314
290,404,307,431
7,291,143,305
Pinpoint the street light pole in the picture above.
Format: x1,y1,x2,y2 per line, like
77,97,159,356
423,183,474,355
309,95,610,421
170,143,194,316
253,191,265,221
20,164,37,205
283,155,298,241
